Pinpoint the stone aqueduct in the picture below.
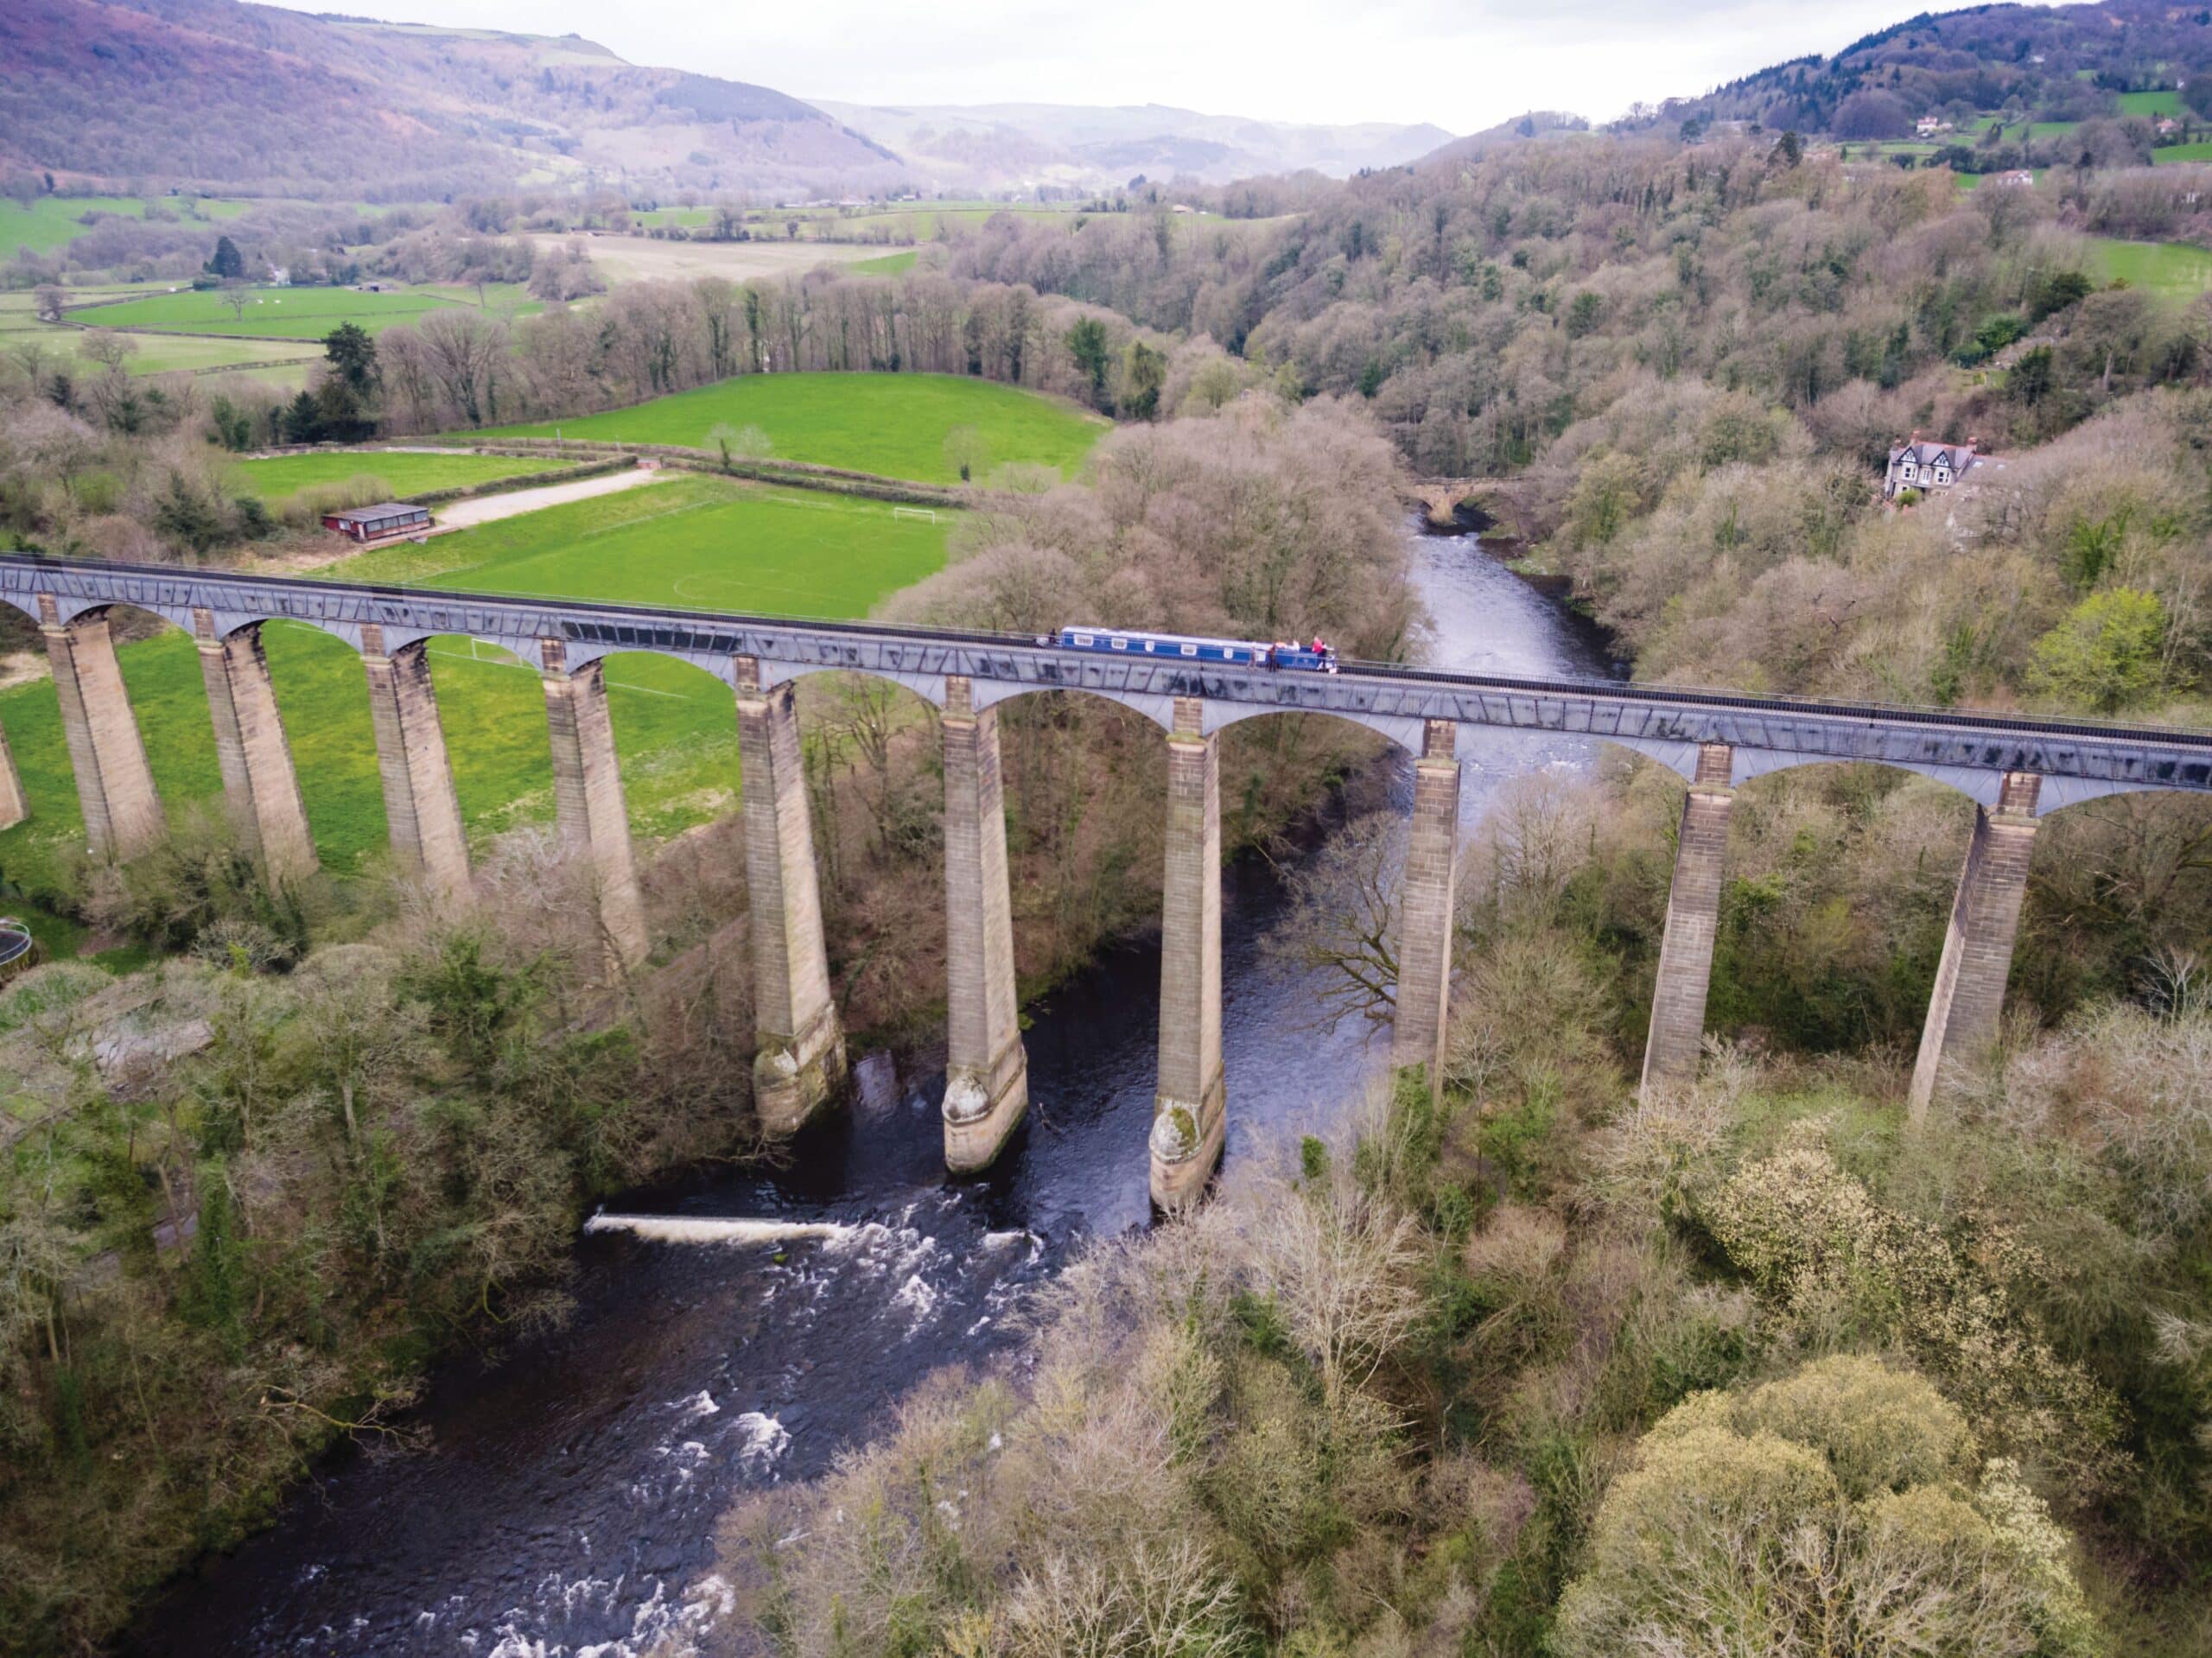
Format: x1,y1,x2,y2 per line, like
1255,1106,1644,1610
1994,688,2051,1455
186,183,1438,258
3,555,2211,1208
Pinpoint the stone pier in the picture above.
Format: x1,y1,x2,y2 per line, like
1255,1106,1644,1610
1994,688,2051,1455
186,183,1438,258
1392,719,1463,1080
194,611,317,886
41,596,165,861
360,624,470,899
735,657,845,1134
541,641,648,970
940,676,1028,1171
1909,771,2042,1118
1640,741,1735,1096
0,716,25,831
1151,696,1224,1211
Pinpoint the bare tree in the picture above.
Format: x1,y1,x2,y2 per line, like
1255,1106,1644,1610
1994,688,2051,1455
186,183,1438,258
76,329,137,373
1264,810,1404,1026
219,279,251,325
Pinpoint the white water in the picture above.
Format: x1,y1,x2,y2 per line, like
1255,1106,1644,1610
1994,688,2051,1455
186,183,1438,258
581,1213,857,1245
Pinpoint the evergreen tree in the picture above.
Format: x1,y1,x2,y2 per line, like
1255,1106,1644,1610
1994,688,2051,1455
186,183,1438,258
1065,317,1112,406
281,389,323,445
207,234,245,280
322,321,378,395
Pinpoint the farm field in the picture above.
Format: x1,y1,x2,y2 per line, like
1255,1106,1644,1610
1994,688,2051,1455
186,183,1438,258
851,251,919,275
2120,90,2184,118
64,283,537,340
2154,140,2212,163
0,194,250,254
2088,236,2212,297
536,234,886,286
474,371,1106,482
0,474,951,890
227,449,574,505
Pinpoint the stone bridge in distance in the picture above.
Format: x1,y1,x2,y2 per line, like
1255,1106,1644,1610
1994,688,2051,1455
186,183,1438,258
4,555,2210,1208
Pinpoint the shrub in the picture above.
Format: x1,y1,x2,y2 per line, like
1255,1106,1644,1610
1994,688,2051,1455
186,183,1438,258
1558,1357,2101,1658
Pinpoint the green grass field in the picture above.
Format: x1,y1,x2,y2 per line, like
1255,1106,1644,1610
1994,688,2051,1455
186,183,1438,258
2088,237,2212,297
0,195,250,255
851,251,919,276
0,474,950,914
2120,90,2184,119
2154,140,2212,164
474,372,1105,483
227,450,572,505
66,283,537,340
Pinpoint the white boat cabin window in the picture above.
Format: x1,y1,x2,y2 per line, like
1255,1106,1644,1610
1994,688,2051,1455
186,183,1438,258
1073,633,1094,645
1110,636,1128,651
1180,642,1198,657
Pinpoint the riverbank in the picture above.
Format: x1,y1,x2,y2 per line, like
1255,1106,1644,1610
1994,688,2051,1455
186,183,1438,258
120,526,1617,1656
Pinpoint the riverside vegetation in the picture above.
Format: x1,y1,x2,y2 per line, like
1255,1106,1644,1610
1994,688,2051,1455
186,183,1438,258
0,393,1414,1654
4,114,2212,1657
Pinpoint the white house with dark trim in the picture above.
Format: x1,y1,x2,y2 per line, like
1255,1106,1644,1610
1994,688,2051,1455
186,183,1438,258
1885,436,1980,500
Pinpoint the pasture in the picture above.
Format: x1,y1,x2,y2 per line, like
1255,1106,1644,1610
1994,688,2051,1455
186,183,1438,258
2088,237,2212,298
228,450,572,506
65,283,537,340
474,371,1106,483
0,195,250,255
0,474,950,888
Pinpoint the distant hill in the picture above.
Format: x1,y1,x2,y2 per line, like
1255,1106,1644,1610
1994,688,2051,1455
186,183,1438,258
1418,111,1593,168
810,99,1459,190
1624,0,2212,140
0,0,900,200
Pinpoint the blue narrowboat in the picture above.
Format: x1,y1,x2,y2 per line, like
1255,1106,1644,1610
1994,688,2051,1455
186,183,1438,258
1053,626,1338,673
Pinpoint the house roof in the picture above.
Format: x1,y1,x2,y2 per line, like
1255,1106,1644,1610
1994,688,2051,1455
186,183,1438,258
1887,440,1978,470
327,502,429,524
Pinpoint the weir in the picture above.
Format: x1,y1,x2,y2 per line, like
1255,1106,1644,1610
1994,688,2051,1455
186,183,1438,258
5,553,2212,1188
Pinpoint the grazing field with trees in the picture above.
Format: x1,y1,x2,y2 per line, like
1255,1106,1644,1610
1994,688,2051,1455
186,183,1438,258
0,473,952,879
474,370,1106,481
225,448,572,506
74,283,537,340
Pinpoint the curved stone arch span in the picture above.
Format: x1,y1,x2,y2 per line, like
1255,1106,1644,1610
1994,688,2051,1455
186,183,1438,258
2032,776,2212,822
755,660,952,712
969,678,1176,733
1195,700,1421,756
1723,747,2152,815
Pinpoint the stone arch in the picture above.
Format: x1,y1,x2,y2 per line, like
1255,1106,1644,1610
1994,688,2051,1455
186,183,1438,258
1196,701,1421,756
968,679,1176,732
1720,748,1995,809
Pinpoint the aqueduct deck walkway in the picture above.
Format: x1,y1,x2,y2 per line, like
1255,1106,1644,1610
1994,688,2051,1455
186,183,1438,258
3,553,2209,1202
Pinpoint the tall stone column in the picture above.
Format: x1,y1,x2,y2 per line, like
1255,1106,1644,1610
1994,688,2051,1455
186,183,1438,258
941,677,1028,1171
735,657,845,1134
0,716,25,831
40,595,165,861
1152,696,1224,1211
360,623,470,899
194,611,317,886
1909,772,2041,1119
1393,719,1463,1080
541,641,648,970
1640,741,1735,1096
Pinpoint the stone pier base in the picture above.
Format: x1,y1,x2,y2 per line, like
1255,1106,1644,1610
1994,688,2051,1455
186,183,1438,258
736,658,846,1135
1640,742,1734,1096
941,677,1029,1171
41,596,165,861
542,643,648,970
195,612,316,886
1152,696,1224,1211
0,717,25,831
361,625,470,899
1909,772,2042,1118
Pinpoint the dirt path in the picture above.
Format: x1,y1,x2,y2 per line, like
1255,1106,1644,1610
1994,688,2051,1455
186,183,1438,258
428,464,670,532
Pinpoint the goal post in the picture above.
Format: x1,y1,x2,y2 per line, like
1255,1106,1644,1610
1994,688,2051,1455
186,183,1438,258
892,506,938,524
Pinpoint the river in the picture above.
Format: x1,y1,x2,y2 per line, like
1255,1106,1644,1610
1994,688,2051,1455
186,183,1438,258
127,524,1618,1657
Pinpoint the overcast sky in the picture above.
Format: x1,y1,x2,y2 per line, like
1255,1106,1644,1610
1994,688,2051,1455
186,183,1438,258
331,0,2075,133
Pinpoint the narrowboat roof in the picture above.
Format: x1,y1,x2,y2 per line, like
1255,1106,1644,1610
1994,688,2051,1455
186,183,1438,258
1065,625,1272,651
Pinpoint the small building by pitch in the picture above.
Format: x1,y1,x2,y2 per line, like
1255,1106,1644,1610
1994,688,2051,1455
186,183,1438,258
321,502,432,543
